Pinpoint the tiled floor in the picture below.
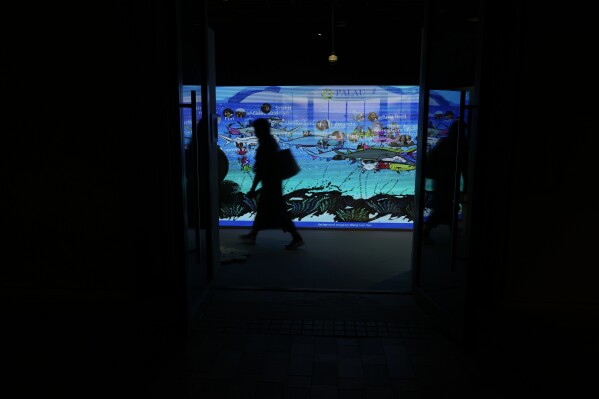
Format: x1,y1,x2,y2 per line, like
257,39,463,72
148,289,495,398
216,228,413,292
16,286,592,398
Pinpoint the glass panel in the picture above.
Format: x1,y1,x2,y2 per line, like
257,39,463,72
418,88,469,334
413,0,480,341
180,89,210,294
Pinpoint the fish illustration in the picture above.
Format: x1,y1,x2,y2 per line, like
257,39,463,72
271,126,302,136
389,163,416,172
230,125,302,137
301,148,347,161
379,155,410,163
218,134,280,146
280,134,328,148
334,147,412,161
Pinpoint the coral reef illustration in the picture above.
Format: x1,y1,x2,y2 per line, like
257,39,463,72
219,180,415,223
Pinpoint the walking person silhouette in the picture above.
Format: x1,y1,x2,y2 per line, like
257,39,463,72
239,118,304,249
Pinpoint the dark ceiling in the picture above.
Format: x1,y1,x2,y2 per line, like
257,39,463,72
206,0,424,25
182,1,479,87
182,0,426,86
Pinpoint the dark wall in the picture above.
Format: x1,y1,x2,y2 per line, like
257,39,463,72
467,1,598,393
472,1,597,324
6,1,188,395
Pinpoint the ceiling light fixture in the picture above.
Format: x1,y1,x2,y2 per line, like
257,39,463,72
328,0,337,65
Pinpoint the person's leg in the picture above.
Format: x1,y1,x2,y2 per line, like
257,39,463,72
284,222,304,250
289,227,302,241
240,227,258,244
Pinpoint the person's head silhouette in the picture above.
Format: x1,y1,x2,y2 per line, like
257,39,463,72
253,118,271,141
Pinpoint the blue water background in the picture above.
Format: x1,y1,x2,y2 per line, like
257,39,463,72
182,86,461,230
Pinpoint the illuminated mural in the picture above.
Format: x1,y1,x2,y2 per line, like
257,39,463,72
182,85,460,230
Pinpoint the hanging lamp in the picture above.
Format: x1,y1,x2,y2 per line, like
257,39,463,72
328,0,337,64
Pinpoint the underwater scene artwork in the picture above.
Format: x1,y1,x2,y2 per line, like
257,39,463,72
182,85,461,230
